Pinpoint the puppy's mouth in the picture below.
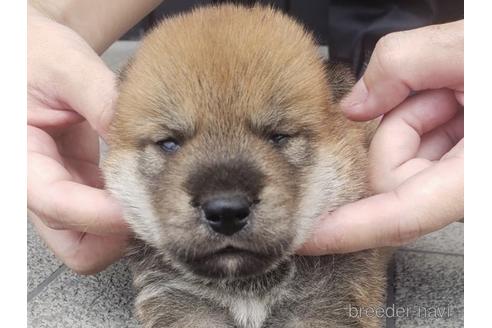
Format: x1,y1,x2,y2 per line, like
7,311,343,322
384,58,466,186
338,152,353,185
177,245,279,279
202,246,259,258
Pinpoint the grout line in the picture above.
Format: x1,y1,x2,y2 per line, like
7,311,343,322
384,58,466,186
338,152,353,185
385,256,396,328
398,248,463,257
27,264,66,302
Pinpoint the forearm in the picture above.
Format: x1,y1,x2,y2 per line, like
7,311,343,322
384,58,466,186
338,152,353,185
29,0,163,54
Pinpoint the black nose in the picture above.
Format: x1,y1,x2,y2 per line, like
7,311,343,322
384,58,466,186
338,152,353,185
202,195,251,236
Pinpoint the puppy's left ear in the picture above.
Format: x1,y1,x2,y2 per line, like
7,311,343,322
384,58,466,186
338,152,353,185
325,62,356,104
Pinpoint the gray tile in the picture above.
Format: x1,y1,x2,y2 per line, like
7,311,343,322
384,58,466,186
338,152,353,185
393,251,463,328
402,222,463,255
27,220,63,294
101,41,140,73
28,260,139,328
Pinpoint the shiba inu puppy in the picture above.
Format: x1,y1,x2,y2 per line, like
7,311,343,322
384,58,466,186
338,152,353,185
104,5,388,328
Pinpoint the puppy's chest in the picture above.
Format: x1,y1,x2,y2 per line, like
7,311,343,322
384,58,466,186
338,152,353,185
226,296,271,328
181,275,290,328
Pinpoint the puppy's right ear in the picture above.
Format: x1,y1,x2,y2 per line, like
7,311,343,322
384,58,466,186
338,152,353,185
325,62,356,105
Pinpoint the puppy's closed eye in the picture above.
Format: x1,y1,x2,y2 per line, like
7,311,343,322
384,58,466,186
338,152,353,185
156,138,181,154
268,133,291,146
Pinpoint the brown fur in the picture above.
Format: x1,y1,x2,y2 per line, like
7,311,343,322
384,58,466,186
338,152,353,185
104,5,388,328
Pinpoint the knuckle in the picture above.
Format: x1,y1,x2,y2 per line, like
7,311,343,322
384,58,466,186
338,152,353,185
387,189,423,246
42,216,66,230
425,24,443,34
376,32,403,55
59,239,101,275
63,255,99,275
392,213,422,246
30,206,67,230
372,32,407,76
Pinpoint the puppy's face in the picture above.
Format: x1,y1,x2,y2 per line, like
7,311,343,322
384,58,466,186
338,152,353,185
104,6,369,279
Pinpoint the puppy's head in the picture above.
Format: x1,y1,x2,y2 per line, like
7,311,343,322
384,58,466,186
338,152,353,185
104,5,370,279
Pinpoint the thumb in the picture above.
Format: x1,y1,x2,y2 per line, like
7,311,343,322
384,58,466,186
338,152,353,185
58,52,117,140
298,152,463,255
340,20,463,121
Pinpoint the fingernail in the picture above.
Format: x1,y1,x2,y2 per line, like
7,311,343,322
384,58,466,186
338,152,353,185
340,79,368,113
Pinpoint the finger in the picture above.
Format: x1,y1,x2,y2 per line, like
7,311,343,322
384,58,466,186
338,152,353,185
417,111,464,160
27,102,85,130
56,122,103,188
28,128,127,235
29,212,128,275
63,158,105,188
49,180,127,234
341,20,463,121
28,157,128,235
298,155,463,255
56,121,100,165
369,89,461,192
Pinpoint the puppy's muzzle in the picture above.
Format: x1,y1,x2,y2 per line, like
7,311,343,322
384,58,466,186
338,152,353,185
186,157,264,236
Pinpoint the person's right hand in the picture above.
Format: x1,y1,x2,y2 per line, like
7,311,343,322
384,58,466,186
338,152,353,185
28,5,129,274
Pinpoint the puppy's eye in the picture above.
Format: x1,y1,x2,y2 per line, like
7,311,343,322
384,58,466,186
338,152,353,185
156,138,180,153
268,133,290,146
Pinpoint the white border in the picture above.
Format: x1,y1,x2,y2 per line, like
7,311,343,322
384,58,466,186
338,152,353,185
0,1,481,327
0,0,27,326
465,2,492,327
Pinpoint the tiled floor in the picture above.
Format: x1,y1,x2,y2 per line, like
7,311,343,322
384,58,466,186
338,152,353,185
27,42,464,328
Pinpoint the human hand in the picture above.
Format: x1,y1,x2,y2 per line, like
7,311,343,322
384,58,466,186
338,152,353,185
300,20,463,255
27,5,129,274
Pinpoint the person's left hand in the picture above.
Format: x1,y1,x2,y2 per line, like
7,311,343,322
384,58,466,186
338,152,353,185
299,21,464,255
